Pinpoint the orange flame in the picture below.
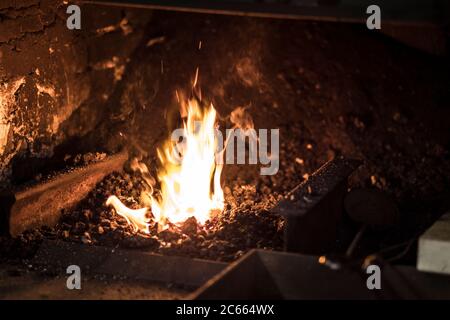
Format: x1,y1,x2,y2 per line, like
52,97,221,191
150,100,224,225
107,81,224,231
105,196,150,233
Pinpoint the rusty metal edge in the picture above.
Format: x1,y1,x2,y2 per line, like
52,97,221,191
187,249,262,300
4,151,128,237
272,156,362,254
80,0,444,26
274,156,362,217
32,239,228,289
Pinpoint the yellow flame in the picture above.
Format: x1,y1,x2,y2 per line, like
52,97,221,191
107,94,224,232
151,99,224,224
105,196,150,233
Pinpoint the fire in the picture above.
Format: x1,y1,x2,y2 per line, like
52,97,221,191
105,195,150,233
151,99,224,225
106,84,224,232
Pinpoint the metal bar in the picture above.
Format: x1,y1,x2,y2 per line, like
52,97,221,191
190,249,431,299
1,151,128,237
33,240,227,288
272,156,362,254
80,0,449,26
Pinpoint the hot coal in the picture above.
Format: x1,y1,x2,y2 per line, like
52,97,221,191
3,150,293,263
9,170,283,262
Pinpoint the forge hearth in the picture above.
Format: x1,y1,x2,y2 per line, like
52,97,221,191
1,135,363,264
3,157,286,262
0,0,449,301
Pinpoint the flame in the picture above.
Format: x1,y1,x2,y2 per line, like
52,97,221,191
105,196,150,233
107,84,224,232
151,99,224,225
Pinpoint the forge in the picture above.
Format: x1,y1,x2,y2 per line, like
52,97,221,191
0,0,449,300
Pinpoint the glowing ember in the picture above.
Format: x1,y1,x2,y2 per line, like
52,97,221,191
106,81,224,232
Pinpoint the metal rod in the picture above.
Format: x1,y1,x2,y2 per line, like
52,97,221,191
80,0,444,26
2,151,128,237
